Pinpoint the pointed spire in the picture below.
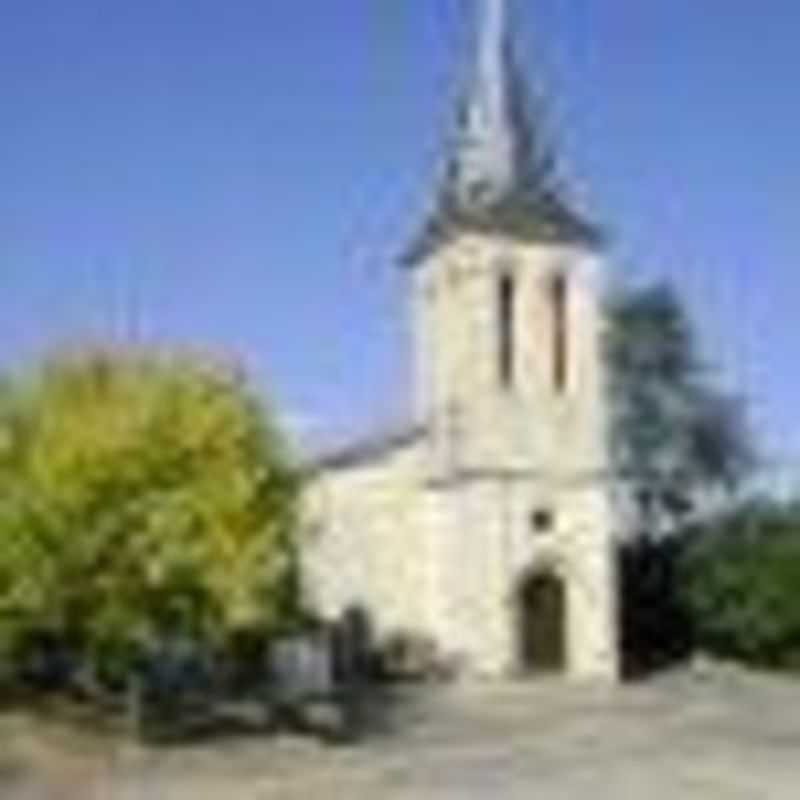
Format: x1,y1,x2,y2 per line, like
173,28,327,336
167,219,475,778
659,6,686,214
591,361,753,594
454,0,514,208
402,0,601,266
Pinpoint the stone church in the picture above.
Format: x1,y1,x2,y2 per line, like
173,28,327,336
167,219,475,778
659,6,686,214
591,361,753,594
302,0,619,682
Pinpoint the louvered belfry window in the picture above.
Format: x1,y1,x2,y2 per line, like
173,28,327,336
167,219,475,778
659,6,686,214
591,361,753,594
498,274,515,388
552,273,568,393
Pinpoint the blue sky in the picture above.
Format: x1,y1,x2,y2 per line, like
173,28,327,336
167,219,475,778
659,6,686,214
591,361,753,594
1,1,798,465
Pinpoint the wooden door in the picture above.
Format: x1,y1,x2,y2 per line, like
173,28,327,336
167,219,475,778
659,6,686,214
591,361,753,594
517,572,566,674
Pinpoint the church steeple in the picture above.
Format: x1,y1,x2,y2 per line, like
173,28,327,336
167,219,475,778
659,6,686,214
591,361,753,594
452,0,515,208
403,0,601,266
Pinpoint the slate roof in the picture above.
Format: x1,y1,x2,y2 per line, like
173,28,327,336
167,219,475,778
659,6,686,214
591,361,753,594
304,424,428,475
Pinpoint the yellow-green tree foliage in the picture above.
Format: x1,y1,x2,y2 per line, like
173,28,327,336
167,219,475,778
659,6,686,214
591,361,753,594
0,346,299,665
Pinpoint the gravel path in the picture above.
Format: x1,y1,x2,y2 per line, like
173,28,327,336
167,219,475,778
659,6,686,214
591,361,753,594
3,666,800,798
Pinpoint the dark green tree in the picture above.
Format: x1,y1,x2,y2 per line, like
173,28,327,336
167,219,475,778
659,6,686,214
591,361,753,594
607,282,755,676
606,282,753,539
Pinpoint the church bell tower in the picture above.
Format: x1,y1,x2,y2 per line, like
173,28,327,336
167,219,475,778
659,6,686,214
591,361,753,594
403,0,619,679
405,0,606,484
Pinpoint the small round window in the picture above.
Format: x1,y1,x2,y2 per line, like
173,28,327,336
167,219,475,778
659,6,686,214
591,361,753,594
530,509,554,534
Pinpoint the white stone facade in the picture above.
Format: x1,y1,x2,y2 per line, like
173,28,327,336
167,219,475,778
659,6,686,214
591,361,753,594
302,235,619,682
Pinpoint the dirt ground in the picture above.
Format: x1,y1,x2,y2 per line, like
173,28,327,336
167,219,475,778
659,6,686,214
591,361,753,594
2,664,799,799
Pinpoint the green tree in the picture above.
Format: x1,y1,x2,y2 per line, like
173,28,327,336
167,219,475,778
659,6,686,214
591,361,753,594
606,282,753,538
0,345,300,681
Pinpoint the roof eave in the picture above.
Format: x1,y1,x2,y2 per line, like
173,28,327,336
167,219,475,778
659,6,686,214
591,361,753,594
400,204,607,268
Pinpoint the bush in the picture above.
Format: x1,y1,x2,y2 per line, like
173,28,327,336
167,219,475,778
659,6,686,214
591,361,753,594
0,345,301,693
680,500,800,670
378,631,444,682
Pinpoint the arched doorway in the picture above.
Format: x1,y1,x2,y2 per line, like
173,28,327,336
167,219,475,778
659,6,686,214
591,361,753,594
516,570,566,674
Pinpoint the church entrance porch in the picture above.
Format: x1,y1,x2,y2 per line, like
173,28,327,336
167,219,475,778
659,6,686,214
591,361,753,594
515,570,566,675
